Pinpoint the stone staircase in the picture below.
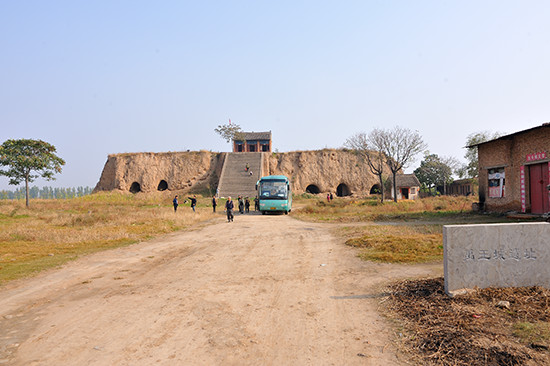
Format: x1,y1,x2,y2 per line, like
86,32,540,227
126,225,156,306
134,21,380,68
217,152,263,198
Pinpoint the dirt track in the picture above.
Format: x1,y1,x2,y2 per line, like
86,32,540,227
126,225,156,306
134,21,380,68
0,214,440,365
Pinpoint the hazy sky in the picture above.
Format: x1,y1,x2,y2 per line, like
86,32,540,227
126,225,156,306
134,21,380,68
2,1,550,190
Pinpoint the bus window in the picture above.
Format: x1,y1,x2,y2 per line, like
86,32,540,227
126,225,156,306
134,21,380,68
260,180,288,199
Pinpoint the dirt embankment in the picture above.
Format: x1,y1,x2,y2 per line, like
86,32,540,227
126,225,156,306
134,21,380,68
0,215,439,365
266,149,391,195
94,149,391,196
93,151,224,193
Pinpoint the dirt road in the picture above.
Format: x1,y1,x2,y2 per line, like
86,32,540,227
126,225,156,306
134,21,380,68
0,214,440,365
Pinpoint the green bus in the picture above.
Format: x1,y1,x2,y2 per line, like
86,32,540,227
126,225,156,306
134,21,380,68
256,175,292,214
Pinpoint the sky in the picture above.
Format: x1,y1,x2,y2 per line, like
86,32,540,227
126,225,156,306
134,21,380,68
1,1,550,190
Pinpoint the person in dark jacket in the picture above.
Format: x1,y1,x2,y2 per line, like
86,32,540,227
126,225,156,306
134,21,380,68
254,197,259,211
238,196,244,214
173,195,179,212
212,195,217,213
225,196,234,222
245,197,250,213
188,195,197,212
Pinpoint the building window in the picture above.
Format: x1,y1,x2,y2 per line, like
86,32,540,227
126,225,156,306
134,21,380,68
410,187,416,194
488,167,505,198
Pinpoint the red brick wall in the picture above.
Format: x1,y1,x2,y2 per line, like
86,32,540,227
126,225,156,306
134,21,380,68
478,125,550,212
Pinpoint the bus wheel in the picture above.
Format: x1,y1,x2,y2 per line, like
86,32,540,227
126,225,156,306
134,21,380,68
284,211,288,215
262,211,266,215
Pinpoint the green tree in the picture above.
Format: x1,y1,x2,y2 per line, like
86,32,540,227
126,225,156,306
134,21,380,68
0,139,65,207
414,153,459,195
214,121,244,144
459,131,501,178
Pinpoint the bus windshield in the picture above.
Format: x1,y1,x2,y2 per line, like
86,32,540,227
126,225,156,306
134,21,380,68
259,180,288,200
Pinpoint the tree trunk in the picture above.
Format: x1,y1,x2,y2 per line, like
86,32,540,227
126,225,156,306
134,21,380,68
378,174,384,203
392,171,398,202
25,174,29,208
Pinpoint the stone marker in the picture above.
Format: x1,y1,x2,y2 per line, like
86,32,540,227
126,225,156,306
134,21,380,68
443,222,550,296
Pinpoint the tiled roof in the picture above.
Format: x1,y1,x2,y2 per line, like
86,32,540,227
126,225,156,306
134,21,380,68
234,131,272,141
396,174,420,187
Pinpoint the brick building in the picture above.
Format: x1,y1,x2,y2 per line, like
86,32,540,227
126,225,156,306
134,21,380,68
392,174,421,200
233,131,272,152
449,178,475,196
438,178,475,196
471,123,550,214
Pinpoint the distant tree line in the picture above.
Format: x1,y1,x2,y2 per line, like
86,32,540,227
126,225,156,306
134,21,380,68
0,186,93,200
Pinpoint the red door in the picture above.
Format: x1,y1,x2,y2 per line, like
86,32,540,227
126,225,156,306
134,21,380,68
529,162,549,214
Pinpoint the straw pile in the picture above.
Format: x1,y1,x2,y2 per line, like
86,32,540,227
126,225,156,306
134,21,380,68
385,277,550,365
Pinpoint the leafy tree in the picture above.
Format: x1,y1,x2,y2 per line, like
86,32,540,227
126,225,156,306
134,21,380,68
214,121,244,144
0,139,65,207
376,126,427,202
459,131,501,178
344,131,387,202
414,153,460,195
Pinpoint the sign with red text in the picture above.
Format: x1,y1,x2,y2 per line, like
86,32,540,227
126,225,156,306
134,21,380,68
526,152,547,162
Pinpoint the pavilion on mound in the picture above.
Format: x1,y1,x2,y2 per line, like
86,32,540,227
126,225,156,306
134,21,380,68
232,131,272,152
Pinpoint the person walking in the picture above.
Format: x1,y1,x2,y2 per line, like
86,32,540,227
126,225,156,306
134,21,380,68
327,193,330,202
254,197,259,211
330,192,334,201
245,163,250,172
225,196,234,222
188,195,197,212
238,196,244,214
245,197,250,213
173,195,179,212
212,195,217,213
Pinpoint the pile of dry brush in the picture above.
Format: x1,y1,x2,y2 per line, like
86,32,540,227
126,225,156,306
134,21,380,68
385,277,550,365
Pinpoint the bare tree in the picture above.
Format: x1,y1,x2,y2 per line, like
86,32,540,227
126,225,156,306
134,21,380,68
345,132,386,202
440,155,461,194
376,126,427,202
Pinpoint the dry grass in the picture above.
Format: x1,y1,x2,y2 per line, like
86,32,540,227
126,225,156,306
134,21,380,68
322,195,544,264
385,278,550,365
0,192,217,284
341,225,442,263
293,195,479,222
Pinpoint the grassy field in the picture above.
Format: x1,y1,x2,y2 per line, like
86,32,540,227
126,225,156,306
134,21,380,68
0,192,218,284
292,194,543,263
1,193,542,282
341,224,443,263
292,194,479,222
